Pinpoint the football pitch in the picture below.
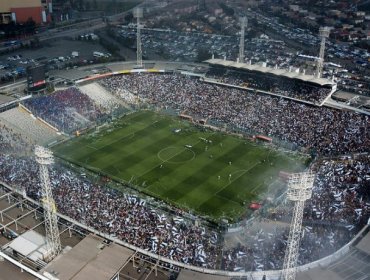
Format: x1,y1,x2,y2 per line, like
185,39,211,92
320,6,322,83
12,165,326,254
53,111,306,221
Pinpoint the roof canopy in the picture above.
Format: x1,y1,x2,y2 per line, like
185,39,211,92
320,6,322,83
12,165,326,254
205,59,335,86
7,230,50,262
42,235,133,280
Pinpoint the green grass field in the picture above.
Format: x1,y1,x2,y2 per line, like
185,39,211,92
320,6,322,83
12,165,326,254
53,111,306,221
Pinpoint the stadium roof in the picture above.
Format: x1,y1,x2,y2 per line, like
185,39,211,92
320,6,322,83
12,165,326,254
205,58,335,86
356,230,370,254
0,259,36,280
7,230,50,262
50,69,92,81
270,68,286,75
296,267,342,280
177,269,230,280
217,60,235,67
42,235,133,280
296,228,370,280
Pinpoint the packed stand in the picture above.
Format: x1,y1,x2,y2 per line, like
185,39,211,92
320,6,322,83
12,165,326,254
0,152,368,271
23,88,107,134
99,73,369,156
271,155,370,227
222,225,353,272
222,155,370,271
306,156,370,226
206,68,333,104
0,155,219,269
1,73,369,272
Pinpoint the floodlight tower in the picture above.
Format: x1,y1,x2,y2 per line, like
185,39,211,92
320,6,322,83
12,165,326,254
238,16,247,63
35,145,61,260
134,7,143,68
282,172,315,280
315,26,330,79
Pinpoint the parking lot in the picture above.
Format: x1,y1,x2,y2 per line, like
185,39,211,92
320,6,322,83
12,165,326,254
1,21,368,97
0,38,111,85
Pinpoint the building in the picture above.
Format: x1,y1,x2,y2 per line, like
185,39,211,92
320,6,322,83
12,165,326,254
41,235,134,280
0,0,52,25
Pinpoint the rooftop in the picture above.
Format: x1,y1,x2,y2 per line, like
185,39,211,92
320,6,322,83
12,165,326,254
7,230,50,262
205,58,335,86
41,235,133,280
356,230,370,255
177,269,230,280
0,259,36,280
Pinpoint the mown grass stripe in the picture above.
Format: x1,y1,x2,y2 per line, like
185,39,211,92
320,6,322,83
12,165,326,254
52,110,307,222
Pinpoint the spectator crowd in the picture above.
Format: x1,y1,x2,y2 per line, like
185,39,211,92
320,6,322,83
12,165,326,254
205,68,333,104
222,154,370,271
23,88,108,134
0,127,368,272
0,72,368,272
0,153,220,269
222,225,353,272
307,156,370,226
100,73,369,156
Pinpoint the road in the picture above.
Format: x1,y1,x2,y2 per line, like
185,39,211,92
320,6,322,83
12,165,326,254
38,20,106,42
1,4,143,49
38,3,148,42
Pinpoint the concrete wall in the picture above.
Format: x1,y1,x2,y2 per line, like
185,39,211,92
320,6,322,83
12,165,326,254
10,7,43,24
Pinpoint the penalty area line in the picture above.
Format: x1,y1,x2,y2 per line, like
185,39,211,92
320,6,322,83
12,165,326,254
214,162,259,197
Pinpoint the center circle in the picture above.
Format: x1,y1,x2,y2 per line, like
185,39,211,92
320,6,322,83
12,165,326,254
157,147,195,164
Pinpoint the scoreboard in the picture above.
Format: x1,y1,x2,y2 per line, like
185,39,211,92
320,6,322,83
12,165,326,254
27,65,48,91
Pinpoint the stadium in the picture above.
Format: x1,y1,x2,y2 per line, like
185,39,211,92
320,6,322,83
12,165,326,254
2,9,370,276
0,55,369,280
